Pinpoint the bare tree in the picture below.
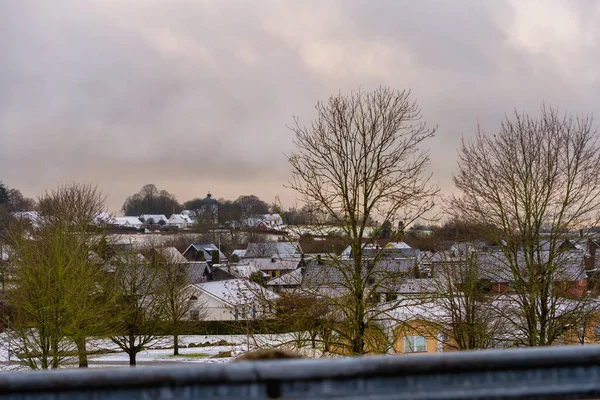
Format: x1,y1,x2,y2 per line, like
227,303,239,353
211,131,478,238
6,183,115,369
430,249,504,350
109,249,164,366
451,106,600,346
287,87,438,355
151,248,207,355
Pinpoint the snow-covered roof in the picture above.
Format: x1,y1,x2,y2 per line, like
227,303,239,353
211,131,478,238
11,211,40,225
140,214,168,223
244,242,302,258
111,252,148,265
392,278,437,294
242,258,300,271
385,242,412,250
92,211,113,224
155,247,188,264
168,214,193,224
266,269,303,286
229,264,262,279
231,249,246,259
114,216,143,226
195,279,278,306
184,243,227,262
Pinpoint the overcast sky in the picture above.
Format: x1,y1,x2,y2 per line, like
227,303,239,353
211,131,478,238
2,0,600,213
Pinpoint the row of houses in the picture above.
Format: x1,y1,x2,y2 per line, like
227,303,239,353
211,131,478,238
6,228,600,355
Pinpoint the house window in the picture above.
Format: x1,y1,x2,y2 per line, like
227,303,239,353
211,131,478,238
234,307,239,320
190,310,200,320
252,306,257,318
404,336,427,353
262,305,267,314
190,295,198,302
594,326,600,340
241,307,246,319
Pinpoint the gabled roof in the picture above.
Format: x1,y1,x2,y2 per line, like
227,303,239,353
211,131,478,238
229,264,263,279
266,269,303,286
168,214,193,224
183,243,227,262
194,279,278,306
185,261,210,284
114,216,143,226
244,242,302,258
154,247,188,264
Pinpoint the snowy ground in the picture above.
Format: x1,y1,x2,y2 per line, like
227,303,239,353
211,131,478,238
0,333,323,371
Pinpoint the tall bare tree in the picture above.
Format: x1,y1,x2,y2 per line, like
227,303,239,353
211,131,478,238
6,183,115,369
151,248,206,356
288,87,438,355
109,248,164,366
451,106,600,346
430,249,504,350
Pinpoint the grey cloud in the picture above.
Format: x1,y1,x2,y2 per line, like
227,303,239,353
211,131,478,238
2,0,600,212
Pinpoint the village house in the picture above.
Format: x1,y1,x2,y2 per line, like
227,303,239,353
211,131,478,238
113,216,143,229
182,243,227,264
185,278,278,321
167,213,193,229
139,214,169,226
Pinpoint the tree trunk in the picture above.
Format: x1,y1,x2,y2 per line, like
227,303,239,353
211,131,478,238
75,337,88,368
173,334,179,356
128,334,136,366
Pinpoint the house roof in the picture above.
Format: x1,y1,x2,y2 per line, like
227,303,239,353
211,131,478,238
341,244,419,259
242,258,300,271
185,261,210,284
184,243,227,262
140,214,168,223
432,248,587,283
231,249,247,259
229,264,263,279
302,258,415,290
266,269,303,286
114,216,143,226
392,278,437,294
155,247,188,264
111,252,148,265
244,242,302,258
385,242,412,250
11,211,40,225
168,214,193,224
194,279,278,306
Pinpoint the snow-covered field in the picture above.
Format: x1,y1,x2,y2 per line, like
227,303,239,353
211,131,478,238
0,333,321,371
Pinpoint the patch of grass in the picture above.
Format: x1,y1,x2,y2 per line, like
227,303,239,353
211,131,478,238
169,353,209,359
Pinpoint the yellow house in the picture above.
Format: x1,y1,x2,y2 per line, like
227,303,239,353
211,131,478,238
562,311,600,346
392,319,457,354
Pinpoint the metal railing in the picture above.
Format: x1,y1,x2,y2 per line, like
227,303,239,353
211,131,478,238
2,345,600,399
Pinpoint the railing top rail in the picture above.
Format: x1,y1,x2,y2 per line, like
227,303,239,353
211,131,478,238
2,346,600,399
